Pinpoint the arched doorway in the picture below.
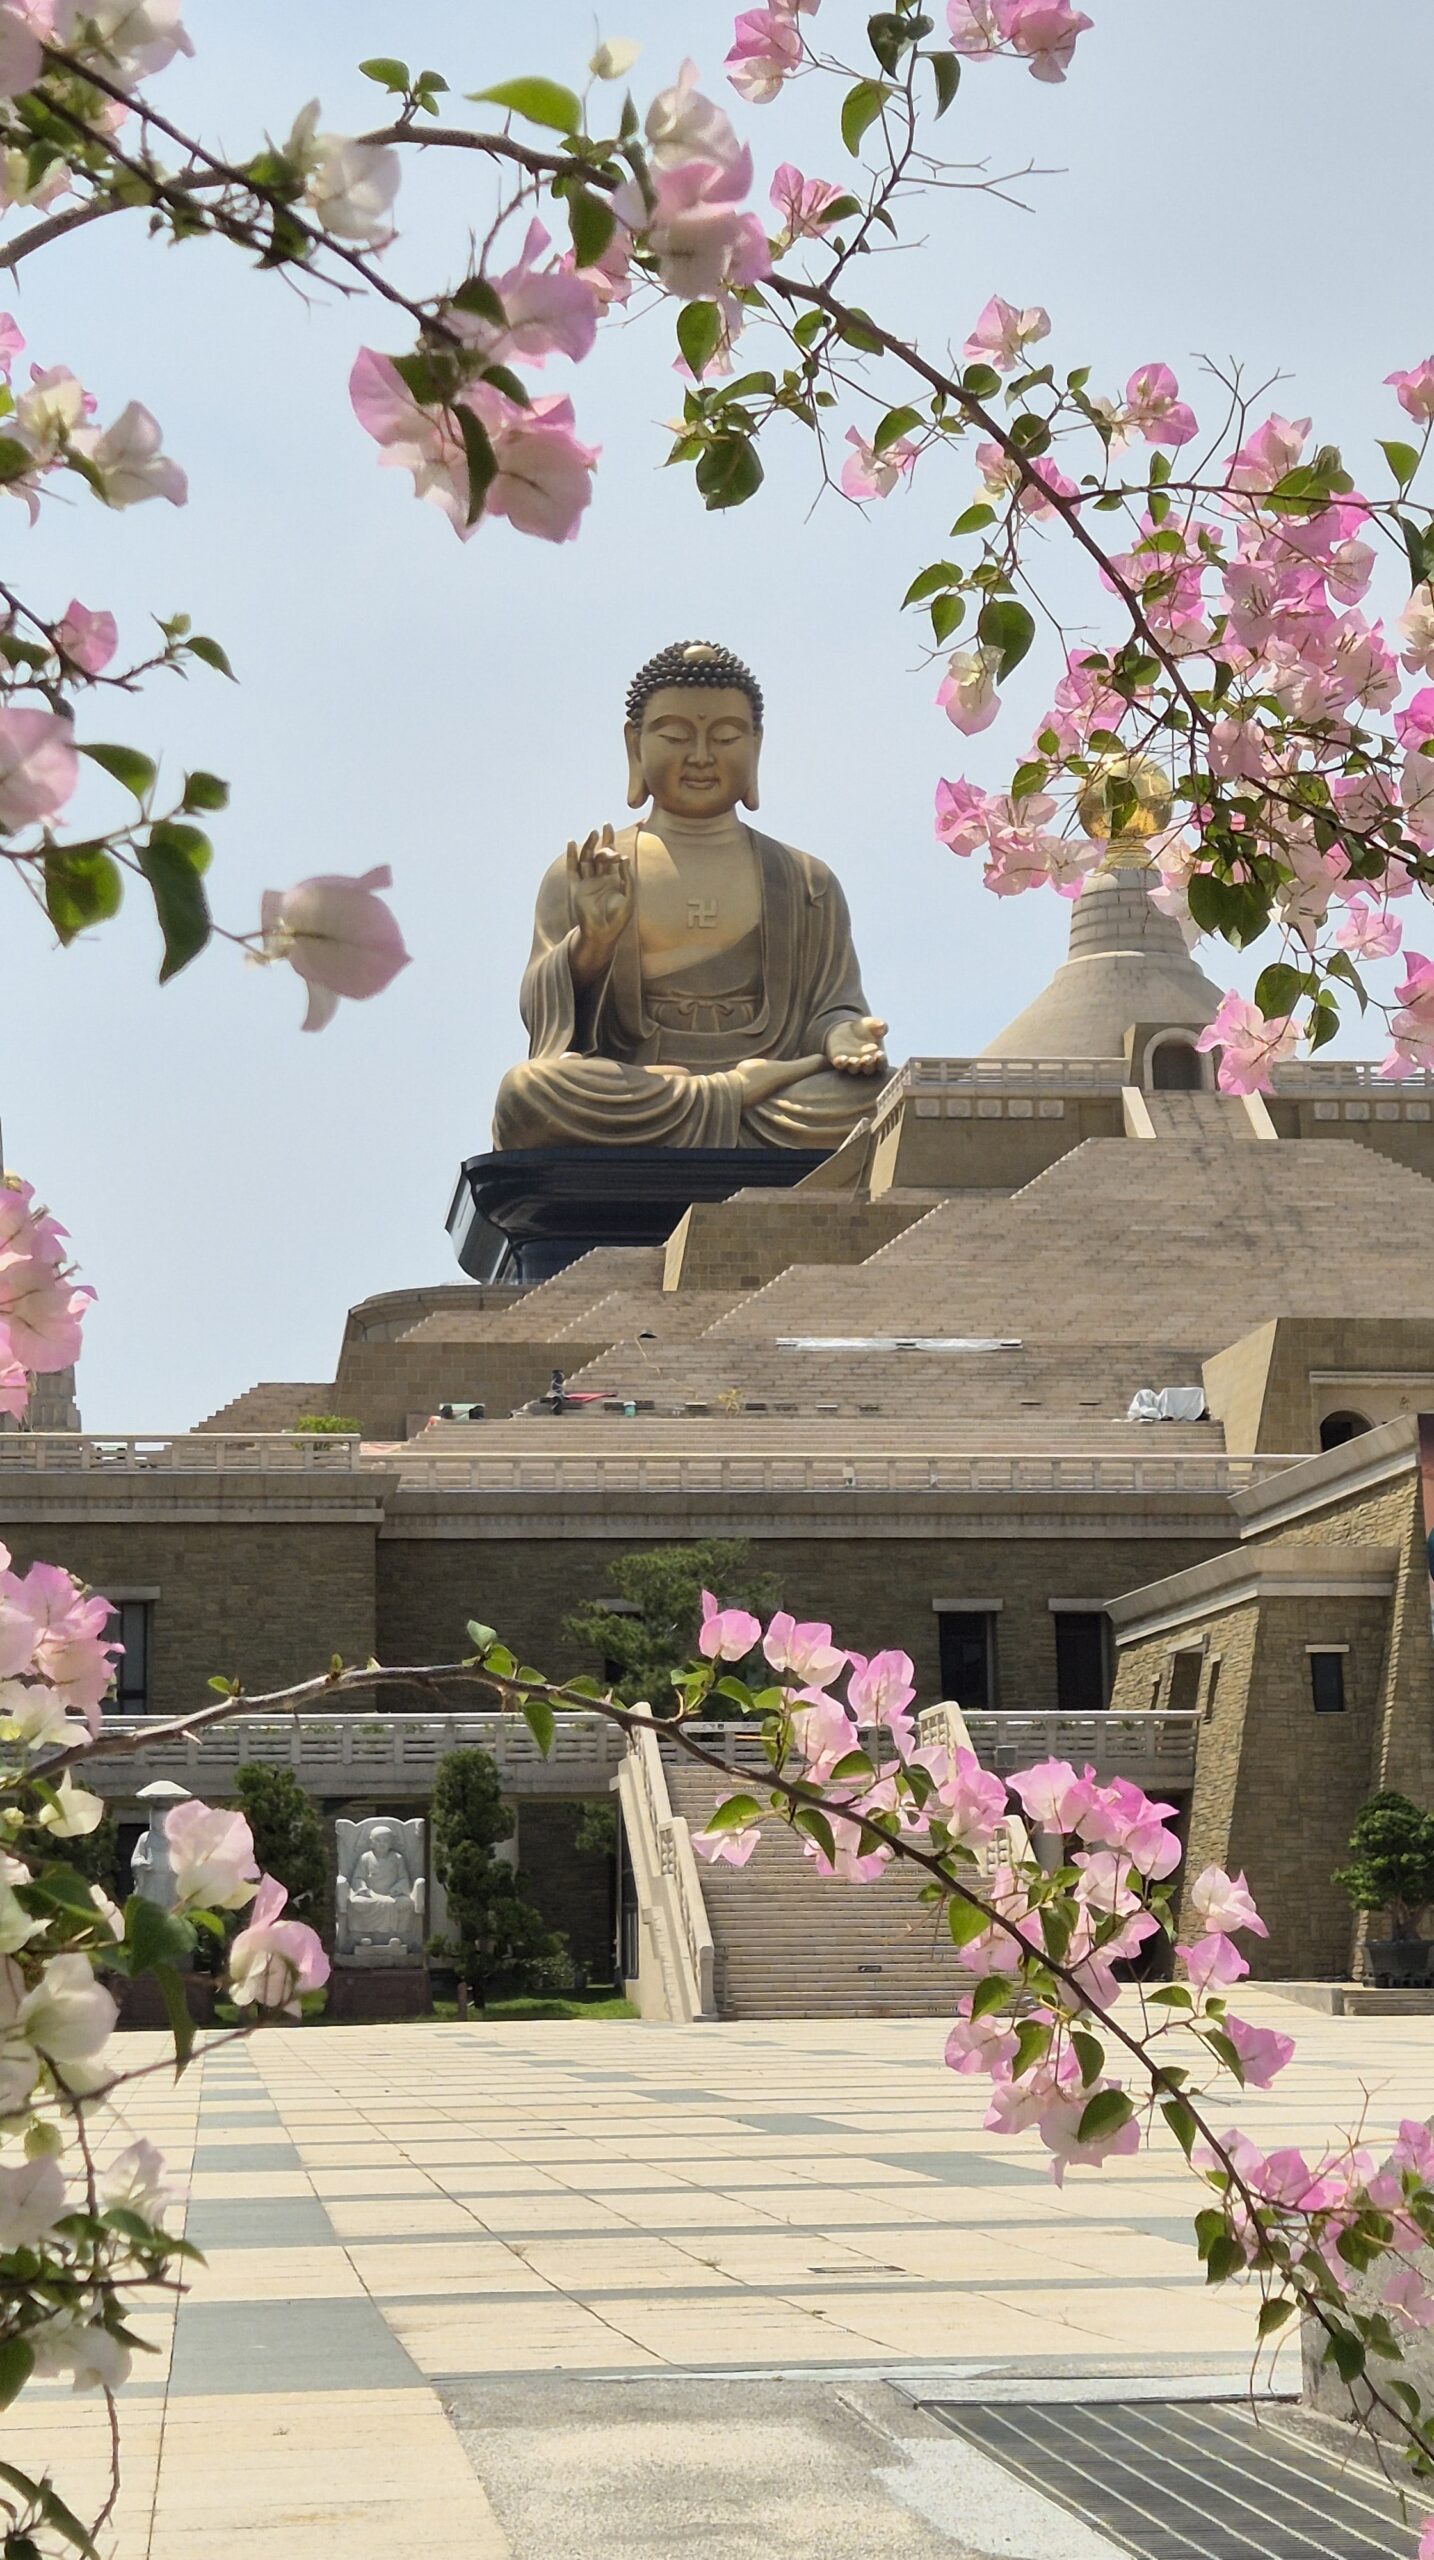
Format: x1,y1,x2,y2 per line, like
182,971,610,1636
1319,1409,1373,1453
1149,1039,1204,1091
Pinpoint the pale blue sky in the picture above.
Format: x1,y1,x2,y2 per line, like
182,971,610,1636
9,0,1432,1428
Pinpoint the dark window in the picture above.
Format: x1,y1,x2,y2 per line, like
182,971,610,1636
1319,1409,1373,1453
102,1601,151,1716
1054,1612,1110,1712
1203,1657,1222,1722
1167,1650,1203,1714
1310,1651,1347,1714
1150,1040,1203,1091
937,1610,996,1711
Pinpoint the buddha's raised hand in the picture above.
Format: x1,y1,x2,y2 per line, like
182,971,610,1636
567,825,634,945
824,1015,889,1076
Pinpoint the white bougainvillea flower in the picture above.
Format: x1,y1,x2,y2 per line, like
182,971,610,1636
260,865,411,1031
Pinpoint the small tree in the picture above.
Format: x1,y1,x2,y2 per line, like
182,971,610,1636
1334,1792,1434,1943
233,1765,328,1932
565,1538,782,1713
430,1747,568,2008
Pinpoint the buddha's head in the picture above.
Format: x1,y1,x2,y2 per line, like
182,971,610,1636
368,1823,395,1854
624,639,763,818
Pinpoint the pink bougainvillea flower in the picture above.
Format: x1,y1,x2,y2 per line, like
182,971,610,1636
72,401,186,507
1386,359,1434,425
261,864,410,1033
1122,361,1197,448
934,775,993,857
228,1873,329,2015
963,292,1049,372
54,599,117,675
846,1648,917,1748
645,58,743,173
0,312,23,373
936,645,1001,734
164,1801,260,1910
0,706,76,831
1010,1757,1098,1833
454,220,600,369
769,163,844,239
1225,412,1310,493
1420,2516,1434,2560
82,0,194,85
0,5,41,99
762,1611,847,1686
840,424,917,500
10,1563,117,1732
698,1590,761,1662
1221,2012,1295,2090
994,0,1092,81
350,353,598,545
1195,990,1299,1096
725,4,803,100
693,1820,760,1867
613,151,769,299
1178,1930,1249,1994
1188,1865,1267,1937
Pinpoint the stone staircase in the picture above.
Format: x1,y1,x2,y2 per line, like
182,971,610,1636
195,1381,336,1432
662,1756,964,2018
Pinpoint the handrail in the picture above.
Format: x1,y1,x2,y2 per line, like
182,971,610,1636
92,1709,624,1794
391,1450,1302,1496
0,1432,363,1473
619,1724,716,2023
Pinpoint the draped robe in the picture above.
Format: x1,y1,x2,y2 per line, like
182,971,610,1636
492,826,878,1150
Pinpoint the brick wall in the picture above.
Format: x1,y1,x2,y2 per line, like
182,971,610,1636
2,1521,379,1725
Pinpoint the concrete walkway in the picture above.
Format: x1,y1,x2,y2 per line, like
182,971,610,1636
5,1993,1433,2556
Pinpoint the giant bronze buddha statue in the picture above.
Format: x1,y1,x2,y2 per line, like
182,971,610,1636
492,641,888,1151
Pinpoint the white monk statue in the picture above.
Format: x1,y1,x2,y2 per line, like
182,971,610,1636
335,1816,425,1963
493,640,888,1151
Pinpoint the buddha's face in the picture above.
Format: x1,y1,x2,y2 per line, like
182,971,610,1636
625,685,761,819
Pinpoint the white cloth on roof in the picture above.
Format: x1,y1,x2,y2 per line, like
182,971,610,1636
1127,1386,1206,1424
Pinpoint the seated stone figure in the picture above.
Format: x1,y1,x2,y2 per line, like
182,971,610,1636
493,640,888,1151
335,1817,425,1961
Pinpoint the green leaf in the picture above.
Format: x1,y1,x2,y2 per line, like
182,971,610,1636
520,1694,556,1757
947,1895,989,1947
694,434,764,511
838,310,885,355
677,301,723,378
188,634,236,680
0,434,33,484
1205,2233,1246,2285
479,363,531,409
124,1894,196,1975
466,1621,496,1653
903,562,960,605
469,77,583,134
1325,2327,1366,2384
568,188,616,270
1160,2096,1199,2158
791,1803,836,1864
1255,2295,1296,2339
137,821,212,984
1254,961,1313,1017
976,596,1035,680
78,740,156,800
0,2465,97,2559
829,1749,876,1783
874,403,922,456
968,1973,1010,2021
961,363,1001,401
153,1962,196,2072
866,11,910,73
482,1641,516,1678
928,49,960,114
1324,947,1369,1012
0,2341,33,2412
1076,2088,1134,2144
456,406,497,526
1308,994,1341,1052
44,844,122,944
1011,2018,1051,2077
950,502,996,538
180,769,228,814
359,56,410,90
706,1792,763,1833
840,78,891,155
929,594,964,644
451,273,507,329
1071,2029,1104,2086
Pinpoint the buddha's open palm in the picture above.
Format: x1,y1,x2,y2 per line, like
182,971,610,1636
568,824,634,943
825,1015,889,1076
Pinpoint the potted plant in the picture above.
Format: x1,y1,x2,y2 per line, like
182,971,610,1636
1334,1791,1434,1987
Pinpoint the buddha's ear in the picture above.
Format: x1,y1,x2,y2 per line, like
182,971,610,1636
740,727,763,812
623,721,647,811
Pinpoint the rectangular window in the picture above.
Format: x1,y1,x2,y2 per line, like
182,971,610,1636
1310,1651,1347,1715
937,1610,997,1711
1054,1612,1111,1713
1203,1657,1222,1722
102,1600,151,1716
1166,1649,1203,1715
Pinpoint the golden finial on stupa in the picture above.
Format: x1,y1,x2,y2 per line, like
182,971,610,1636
1076,752,1174,872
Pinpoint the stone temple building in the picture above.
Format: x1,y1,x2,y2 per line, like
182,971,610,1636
11,856,1434,2013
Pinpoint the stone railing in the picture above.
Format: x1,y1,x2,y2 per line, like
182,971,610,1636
1272,1060,1434,1095
617,1725,716,2023
0,1433,363,1473
91,1710,623,1797
959,1708,1201,1790
393,1450,1301,1497
868,1055,1129,1146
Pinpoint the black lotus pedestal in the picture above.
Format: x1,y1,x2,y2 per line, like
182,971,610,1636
446,1146,830,1282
